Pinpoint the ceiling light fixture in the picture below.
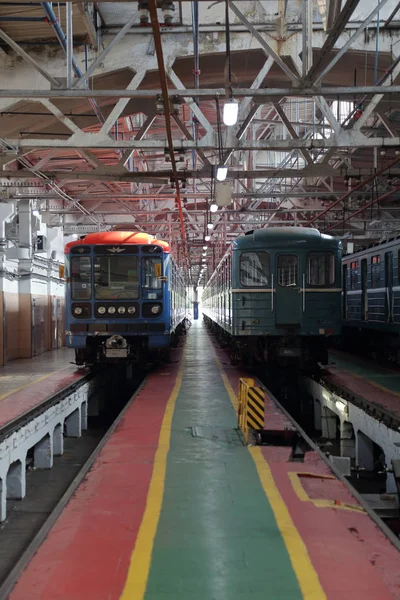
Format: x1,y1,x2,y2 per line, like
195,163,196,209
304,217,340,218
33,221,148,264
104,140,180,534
216,165,228,182
223,98,238,126
203,245,208,250
210,202,218,213
205,235,211,242
207,223,214,230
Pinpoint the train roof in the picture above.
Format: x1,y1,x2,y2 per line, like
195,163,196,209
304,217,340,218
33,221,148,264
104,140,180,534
343,233,400,257
233,227,340,250
64,231,170,254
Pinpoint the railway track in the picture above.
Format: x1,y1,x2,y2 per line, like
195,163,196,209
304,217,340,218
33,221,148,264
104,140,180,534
0,369,145,600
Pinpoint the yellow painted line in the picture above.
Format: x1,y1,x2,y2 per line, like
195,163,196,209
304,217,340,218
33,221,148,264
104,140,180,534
210,341,326,600
120,353,185,600
0,372,56,402
288,472,365,514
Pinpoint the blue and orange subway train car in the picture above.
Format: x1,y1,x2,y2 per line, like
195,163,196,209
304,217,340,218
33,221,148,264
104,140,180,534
64,231,188,365
202,227,342,370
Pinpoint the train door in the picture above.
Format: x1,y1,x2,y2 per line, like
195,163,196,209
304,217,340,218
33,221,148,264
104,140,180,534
361,259,368,321
342,264,348,319
385,251,393,323
275,254,301,326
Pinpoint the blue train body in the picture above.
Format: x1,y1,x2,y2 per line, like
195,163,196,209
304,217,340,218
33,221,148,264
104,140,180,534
64,231,187,365
342,235,400,361
202,227,342,368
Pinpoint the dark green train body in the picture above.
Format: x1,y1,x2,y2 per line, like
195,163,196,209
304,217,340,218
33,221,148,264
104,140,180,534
202,227,342,369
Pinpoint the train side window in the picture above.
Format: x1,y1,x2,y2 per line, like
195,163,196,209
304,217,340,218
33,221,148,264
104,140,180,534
240,252,270,287
307,252,335,286
350,260,359,290
71,256,91,300
371,255,381,288
278,255,298,287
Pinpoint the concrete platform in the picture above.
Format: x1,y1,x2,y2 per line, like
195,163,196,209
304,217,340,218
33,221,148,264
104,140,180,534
0,348,82,427
326,350,400,419
8,325,400,600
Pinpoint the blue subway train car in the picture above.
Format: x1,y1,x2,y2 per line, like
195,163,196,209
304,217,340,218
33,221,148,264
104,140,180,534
65,231,187,365
342,235,400,362
202,227,342,369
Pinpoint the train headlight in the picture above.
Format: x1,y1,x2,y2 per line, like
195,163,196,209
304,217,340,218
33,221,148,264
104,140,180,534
98,306,106,315
108,306,116,314
151,305,161,314
74,307,82,315
118,306,126,314
127,306,136,314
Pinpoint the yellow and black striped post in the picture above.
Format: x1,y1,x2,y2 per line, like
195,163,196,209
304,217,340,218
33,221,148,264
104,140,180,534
237,379,264,443
246,386,265,431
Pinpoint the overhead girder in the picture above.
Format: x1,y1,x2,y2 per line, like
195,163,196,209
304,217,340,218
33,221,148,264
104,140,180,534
1,1,400,258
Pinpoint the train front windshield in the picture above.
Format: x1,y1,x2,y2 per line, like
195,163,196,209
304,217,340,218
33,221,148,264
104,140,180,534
94,256,139,299
70,253,163,302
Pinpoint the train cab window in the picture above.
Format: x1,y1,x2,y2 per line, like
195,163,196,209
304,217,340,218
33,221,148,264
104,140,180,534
350,261,359,290
142,256,163,300
371,255,381,288
94,256,139,299
71,256,91,300
278,255,298,287
307,252,335,286
240,252,270,287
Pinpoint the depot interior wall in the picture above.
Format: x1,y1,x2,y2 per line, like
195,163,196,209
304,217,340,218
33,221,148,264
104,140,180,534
0,226,66,366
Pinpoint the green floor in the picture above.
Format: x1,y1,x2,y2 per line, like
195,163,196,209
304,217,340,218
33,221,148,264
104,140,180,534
144,323,302,599
329,351,400,395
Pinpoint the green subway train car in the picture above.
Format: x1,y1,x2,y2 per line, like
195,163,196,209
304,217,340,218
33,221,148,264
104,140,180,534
202,227,342,370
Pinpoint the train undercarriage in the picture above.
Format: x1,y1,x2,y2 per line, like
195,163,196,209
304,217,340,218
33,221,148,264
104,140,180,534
203,315,329,372
74,321,188,368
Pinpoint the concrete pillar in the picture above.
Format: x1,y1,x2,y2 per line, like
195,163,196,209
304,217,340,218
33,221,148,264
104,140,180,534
65,407,82,437
321,406,337,439
0,479,6,522
340,421,356,459
81,401,88,430
356,430,375,470
53,423,64,456
34,434,53,469
18,199,32,259
7,458,26,499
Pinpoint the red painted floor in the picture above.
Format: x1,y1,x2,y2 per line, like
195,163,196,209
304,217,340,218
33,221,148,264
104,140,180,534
325,365,400,418
218,339,400,599
0,349,82,427
9,346,183,600
8,333,400,600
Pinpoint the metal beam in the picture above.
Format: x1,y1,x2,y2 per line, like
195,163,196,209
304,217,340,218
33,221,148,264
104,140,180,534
2,86,400,99
0,28,60,88
0,166,341,181
73,9,139,88
273,102,313,164
306,0,360,84
314,0,390,85
228,0,300,84
5,131,400,150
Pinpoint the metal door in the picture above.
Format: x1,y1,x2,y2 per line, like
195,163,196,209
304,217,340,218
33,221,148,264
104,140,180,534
385,251,393,322
275,254,301,326
361,259,368,321
342,264,348,319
